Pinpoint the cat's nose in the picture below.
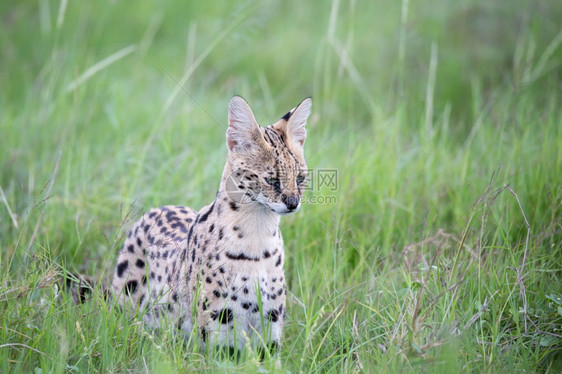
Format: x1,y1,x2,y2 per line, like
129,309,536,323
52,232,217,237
282,194,300,211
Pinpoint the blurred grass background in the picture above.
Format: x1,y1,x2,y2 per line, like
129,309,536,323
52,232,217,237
1,0,561,372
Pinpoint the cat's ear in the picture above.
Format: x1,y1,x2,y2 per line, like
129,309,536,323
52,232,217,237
227,96,262,153
285,97,311,147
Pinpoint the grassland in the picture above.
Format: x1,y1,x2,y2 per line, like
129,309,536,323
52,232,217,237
1,0,561,372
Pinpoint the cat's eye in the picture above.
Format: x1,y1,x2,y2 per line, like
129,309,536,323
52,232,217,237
265,177,281,188
296,174,306,184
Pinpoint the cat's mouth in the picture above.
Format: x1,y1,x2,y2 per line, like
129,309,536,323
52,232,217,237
255,195,301,215
278,206,300,215
274,203,301,215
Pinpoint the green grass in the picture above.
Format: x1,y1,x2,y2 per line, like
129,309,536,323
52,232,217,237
1,0,561,372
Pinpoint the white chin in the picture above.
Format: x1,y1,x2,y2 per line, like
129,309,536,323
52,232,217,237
277,204,301,215
256,195,300,215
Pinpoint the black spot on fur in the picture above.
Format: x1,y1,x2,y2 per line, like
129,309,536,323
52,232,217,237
231,295,238,301
218,228,224,240
242,302,251,310
137,238,142,247
263,250,271,258
187,225,195,244
258,341,279,361
213,290,221,298
211,308,233,324
263,127,277,146
127,244,135,253
206,277,212,284
200,327,207,341
209,223,215,233
229,201,239,211
125,280,138,295
215,346,238,360
166,210,178,222
117,261,128,277
226,251,260,261
198,202,215,223
275,255,282,267
136,259,145,268
177,316,184,330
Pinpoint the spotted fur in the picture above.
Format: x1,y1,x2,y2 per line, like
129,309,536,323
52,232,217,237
112,96,311,351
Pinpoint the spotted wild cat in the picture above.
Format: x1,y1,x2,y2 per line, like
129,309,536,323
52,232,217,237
112,96,311,352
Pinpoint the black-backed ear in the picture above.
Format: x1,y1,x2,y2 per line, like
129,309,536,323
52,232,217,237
227,96,261,153
286,97,311,146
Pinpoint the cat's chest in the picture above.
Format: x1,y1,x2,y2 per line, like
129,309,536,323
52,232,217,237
215,235,283,280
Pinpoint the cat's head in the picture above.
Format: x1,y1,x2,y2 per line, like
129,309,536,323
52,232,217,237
225,96,311,215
